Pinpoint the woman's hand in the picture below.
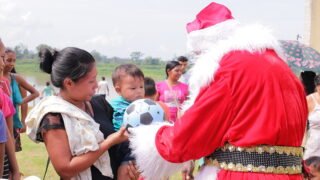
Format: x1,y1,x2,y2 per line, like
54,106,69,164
127,161,140,180
107,127,128,146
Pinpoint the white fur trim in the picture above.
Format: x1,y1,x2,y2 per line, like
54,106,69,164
129,124,190,179
187,19,240,52
182,22,286,112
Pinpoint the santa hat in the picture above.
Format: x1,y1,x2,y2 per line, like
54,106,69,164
186,2,239,52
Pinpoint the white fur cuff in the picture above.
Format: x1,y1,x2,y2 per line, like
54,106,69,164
129,124,189,179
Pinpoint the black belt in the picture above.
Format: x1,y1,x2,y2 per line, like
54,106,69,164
210,144,303,174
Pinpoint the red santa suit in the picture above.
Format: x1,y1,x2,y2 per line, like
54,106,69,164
129,2,307,180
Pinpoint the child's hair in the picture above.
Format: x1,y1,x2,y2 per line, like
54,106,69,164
305,156,320,173
112,64,144,86
144,77,156,97
46,81,50,86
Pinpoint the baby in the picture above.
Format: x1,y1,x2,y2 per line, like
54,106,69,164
110,64,144,179
110,64,145,131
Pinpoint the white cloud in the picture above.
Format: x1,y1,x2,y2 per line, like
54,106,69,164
85,32,125,47
21,11,32,21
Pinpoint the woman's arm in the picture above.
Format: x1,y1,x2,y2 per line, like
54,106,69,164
19,86,28,133
43,127,128,178
306,95,315,113
14,74,39,104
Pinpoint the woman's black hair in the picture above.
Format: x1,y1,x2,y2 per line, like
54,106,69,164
39,47,95,88
300,71,316,95
165,60,181,78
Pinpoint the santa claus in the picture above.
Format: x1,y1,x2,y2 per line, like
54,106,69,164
129,2,308,179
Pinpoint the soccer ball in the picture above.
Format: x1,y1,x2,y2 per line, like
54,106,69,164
123,99,165,128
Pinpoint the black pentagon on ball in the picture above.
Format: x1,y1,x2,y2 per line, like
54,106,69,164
140,112,153,125
126,104,135,114
143,99,156,105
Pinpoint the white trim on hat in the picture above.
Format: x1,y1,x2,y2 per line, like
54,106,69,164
187,19,239,53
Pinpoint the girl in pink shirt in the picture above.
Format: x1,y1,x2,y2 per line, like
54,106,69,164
156,61,188,122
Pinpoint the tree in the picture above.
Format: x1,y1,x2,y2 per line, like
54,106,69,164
91,50,102,62
130,51,144,61
14,43,28,59
144,56,160,65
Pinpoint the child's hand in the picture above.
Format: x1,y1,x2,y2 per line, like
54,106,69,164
107,127,128,146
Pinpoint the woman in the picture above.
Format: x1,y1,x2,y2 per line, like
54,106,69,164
156,61,189,123
304,75,320,160
0,38,21,180
156,61,191,180
3,48,39,151
26,47,138,179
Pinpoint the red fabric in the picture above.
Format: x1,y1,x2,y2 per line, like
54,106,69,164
186,2,234,33
155,50,307,179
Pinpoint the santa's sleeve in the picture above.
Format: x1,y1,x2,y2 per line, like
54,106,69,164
129,74,234,178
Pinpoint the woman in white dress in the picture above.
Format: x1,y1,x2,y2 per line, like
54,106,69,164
304,75,320,159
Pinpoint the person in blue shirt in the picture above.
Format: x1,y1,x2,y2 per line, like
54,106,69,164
110,64,145,179
41,81,56,98
110,64,145,131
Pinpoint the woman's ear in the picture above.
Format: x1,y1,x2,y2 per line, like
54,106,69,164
63,77,74,90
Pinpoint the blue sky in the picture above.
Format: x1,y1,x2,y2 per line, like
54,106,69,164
0,0,305,60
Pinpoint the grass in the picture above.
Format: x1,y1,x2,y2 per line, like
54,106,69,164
15,60,166,85
17,134,59,179
17,134,185,179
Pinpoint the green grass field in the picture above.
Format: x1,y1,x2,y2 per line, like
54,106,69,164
17,134,59,179
15,60,167,85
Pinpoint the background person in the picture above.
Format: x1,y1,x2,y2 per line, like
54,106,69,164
177,56,190,84
144,77,170,121
97,76,110,96
156,61,188,123
40,81,55,98
301,71,316,95
304,75,320,160
3,48,39,151
0,37,21,180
